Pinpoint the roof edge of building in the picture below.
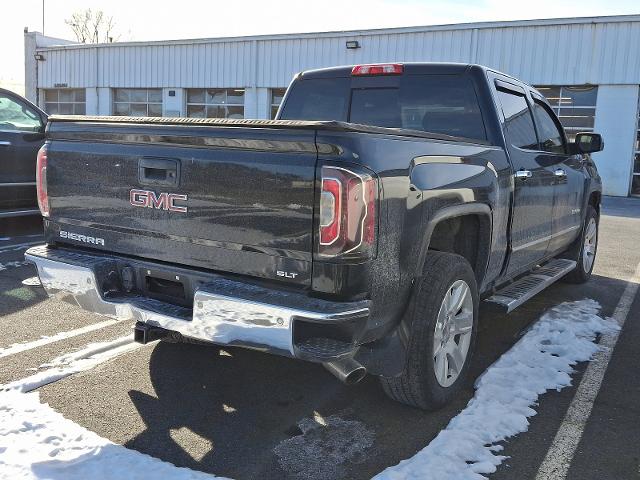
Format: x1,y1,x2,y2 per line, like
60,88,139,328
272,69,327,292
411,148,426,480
35,13,640,51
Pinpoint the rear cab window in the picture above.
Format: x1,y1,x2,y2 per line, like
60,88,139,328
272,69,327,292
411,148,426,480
280,73,487,142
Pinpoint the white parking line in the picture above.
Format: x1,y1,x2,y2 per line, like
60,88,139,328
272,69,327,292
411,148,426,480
1,335,145,393
535,261,640,480
0,319,124,360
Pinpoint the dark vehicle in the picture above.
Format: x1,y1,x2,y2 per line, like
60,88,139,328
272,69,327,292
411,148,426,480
26,63,604,409
0,88,47,218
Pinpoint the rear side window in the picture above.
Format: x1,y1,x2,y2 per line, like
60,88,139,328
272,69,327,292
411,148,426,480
280,74,487,142
496,90,538,150
532,100,566,154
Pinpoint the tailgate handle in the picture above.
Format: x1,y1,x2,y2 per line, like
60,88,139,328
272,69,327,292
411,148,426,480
138,158,180,187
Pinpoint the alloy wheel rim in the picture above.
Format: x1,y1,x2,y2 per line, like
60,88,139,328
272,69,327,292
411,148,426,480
583,218,597,272
433,279,474,388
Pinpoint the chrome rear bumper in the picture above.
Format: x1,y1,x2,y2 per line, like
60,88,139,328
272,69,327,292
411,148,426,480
25,245,370,359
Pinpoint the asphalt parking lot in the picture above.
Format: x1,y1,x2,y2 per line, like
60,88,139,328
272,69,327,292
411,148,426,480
1,198,639,480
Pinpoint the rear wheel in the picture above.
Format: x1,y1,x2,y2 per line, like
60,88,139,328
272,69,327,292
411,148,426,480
561,205,598,284
380,251,478,410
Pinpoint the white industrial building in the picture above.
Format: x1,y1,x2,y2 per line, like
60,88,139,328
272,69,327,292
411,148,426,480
24,15,640,197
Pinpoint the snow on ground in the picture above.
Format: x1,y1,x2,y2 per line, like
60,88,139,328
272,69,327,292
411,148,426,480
0,390,222,480
373,299,618,480
1,335,143,393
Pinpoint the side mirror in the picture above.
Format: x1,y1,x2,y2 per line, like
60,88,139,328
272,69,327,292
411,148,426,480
574,132,604,154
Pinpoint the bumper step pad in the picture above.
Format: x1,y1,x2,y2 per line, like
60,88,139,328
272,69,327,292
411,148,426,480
296,337,355,361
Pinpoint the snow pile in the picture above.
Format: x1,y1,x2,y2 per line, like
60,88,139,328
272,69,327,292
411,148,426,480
373,299,618,480
1,336,142,393
0,390,222,479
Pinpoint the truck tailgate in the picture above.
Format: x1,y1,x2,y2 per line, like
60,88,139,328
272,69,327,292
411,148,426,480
44,120,318,286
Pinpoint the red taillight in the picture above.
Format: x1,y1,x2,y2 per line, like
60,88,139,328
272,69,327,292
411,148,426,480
351,63,403,76
320,178,341,245
36,145,49,217
318,166,378,258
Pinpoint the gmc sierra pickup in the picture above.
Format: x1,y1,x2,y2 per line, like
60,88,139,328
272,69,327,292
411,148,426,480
26,63,604,409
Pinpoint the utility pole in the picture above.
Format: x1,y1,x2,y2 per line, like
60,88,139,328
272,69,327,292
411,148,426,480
42,0,45,34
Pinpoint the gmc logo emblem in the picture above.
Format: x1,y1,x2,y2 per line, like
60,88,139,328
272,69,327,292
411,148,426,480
130,189,188,213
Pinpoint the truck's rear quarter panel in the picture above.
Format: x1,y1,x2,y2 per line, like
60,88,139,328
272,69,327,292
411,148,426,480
315,130,512,341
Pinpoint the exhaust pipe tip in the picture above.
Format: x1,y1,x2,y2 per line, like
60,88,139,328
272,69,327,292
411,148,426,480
324,357,367,385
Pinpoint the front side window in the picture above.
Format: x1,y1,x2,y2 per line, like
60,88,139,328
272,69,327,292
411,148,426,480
496,89,538,150
270,88,287,119
535,85,598,142
43,88,86,115
113,89,162,117
186,89,244,119
532,100,565,154
0,94,42,132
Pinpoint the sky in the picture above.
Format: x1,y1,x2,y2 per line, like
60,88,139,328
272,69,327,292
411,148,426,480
1,0,639,93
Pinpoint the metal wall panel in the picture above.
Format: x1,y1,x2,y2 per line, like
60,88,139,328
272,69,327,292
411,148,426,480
87,41,254,88
35,17,640,89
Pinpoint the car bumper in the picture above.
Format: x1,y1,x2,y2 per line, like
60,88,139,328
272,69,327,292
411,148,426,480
25,245,370,361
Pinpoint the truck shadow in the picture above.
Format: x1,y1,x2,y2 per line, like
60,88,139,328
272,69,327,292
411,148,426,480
0,263,48,317
124,273,625,480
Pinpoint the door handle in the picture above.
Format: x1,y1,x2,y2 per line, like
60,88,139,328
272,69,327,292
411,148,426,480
554,168,567,178
0,141,11,147
138,157,180,187
514,169,532,180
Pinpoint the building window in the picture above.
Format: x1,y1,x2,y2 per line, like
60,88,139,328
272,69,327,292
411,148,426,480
534,86,598,142
43,88,86,115
631,95,640,196
186,89,244,119
113,89,162,117
270,88,287,119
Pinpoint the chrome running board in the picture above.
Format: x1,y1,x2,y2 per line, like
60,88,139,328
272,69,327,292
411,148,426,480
484,258,577,313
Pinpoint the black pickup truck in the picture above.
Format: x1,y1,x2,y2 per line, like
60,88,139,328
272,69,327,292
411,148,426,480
26,63,603,409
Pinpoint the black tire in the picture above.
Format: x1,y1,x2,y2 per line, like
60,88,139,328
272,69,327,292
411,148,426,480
380,251,479,410
561,205,599,284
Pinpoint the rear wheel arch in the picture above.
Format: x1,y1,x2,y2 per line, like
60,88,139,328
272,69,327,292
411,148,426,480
417,204,493,287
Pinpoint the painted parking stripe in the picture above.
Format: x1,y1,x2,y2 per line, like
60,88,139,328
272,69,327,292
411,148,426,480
1,335,145,393
535,260,640,480
0,319,124,360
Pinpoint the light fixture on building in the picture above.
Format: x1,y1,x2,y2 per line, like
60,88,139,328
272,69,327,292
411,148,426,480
34,53,45,61
346,40,360,49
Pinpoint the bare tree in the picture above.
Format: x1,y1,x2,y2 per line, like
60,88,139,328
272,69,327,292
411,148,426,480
65,9,118,43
